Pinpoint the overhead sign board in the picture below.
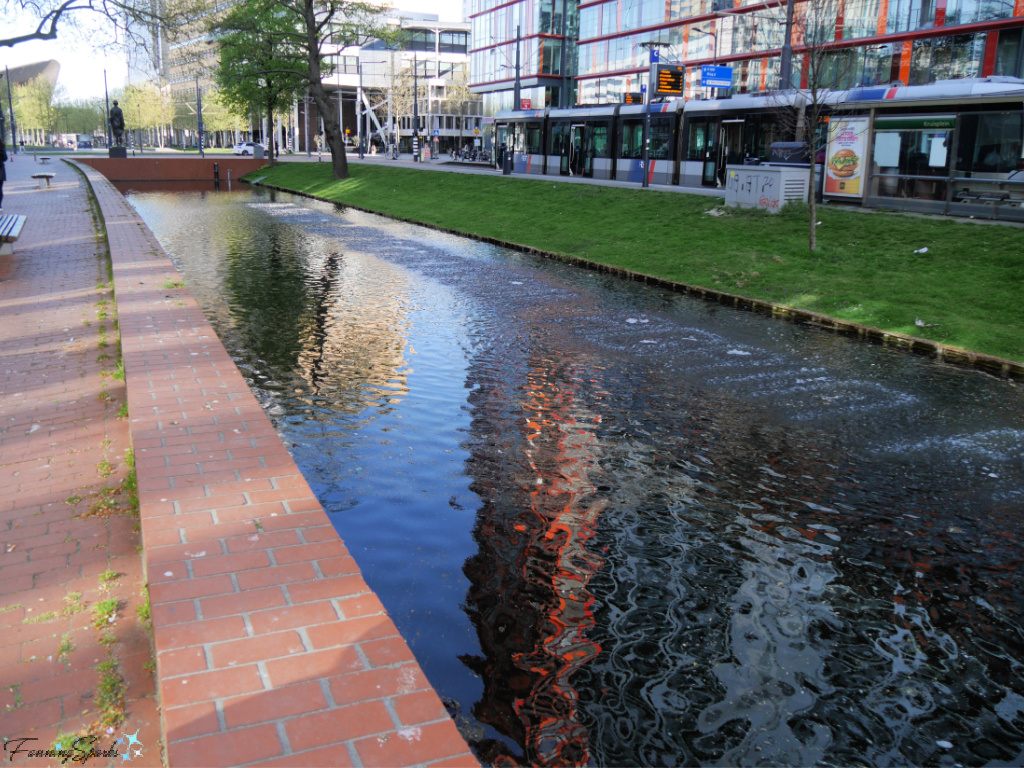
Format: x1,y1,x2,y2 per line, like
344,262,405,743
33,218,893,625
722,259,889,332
654,65,684,95
701,64,734,88
623,92,644,105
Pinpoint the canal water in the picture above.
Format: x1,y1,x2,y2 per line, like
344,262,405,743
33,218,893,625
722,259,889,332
123,184,1024,767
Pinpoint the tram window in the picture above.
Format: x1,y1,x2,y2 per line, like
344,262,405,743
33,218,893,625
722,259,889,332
591,124,611,157
957,112,1024,174
525,123,542,154
650,117,671,159
686,119,712,161
620,120,643,159
550,122,570,155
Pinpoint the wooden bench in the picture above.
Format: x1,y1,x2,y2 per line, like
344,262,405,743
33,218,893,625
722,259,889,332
38,156,51,164
31,173,56,188
0,214,27,256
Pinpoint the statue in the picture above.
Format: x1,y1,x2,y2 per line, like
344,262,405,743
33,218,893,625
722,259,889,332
109,100,125,147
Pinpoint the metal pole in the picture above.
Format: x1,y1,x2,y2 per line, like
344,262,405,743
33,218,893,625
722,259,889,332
305,91,311,157
413,51,419,161
357,61,364,159
137,103,142,154
196,77,204,158
5,66,16,153
342,51,350,151
642,51,655,189
559,0,569,107
780,0,796,89
513,24,522,109
0,74,5,149
104,71,111,150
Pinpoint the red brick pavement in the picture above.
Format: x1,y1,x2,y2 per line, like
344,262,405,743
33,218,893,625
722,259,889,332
0,156,161,765
1,155,477,767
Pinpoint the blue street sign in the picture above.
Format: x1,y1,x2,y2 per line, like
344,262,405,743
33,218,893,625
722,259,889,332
640,83,647,93
650,48,659,64
701,64,733,88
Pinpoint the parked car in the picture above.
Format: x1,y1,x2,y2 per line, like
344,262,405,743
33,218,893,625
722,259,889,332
232,141,264,156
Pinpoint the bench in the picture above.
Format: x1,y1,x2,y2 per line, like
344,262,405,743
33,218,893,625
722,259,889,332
38,156,51,164
0,214,27,256
31,173,56,188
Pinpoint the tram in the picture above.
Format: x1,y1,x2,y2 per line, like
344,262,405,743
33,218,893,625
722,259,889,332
492,77,1024,219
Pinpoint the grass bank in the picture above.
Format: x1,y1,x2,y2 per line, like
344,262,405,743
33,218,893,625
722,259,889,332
248,161,1024,364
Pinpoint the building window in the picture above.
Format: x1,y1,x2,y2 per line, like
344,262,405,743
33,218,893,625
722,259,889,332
440,31,468,53
995,28,1024,77
409,30,436,52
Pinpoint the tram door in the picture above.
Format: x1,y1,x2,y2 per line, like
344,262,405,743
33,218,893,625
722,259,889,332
568,124,591,177
716,120,744,187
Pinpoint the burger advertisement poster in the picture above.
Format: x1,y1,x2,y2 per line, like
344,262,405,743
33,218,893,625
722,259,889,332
824,117,868,197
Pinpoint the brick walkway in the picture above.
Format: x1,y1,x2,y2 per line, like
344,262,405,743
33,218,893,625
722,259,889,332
1,154,477,767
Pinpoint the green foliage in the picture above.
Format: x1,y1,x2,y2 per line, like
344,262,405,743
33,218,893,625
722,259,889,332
212,0,310,153
251,162,1024,363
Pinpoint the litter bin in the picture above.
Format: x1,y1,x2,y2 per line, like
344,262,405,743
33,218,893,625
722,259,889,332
502,147,512,175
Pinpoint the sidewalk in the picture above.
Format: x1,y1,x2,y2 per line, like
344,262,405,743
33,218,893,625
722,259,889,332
0,154,477,767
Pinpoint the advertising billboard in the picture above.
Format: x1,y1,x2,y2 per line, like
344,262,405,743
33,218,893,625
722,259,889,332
824,117,869,198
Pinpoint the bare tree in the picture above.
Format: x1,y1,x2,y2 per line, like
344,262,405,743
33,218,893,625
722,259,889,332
1,0,205,59
761,0,854,250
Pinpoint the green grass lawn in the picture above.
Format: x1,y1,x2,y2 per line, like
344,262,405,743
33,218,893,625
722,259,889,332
248,161,1024,364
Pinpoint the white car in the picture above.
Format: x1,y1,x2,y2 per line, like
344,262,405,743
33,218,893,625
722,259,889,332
232,141,264,156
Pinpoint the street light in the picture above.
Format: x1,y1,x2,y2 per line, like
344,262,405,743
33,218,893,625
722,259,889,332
196,76,204,158
638,41,671,189
689,27,718,98
356,59,386,159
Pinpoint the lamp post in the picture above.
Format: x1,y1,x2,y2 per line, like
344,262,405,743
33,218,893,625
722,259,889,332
639,41,671,189
413,51,419,161
196,76,204,158
5,66,16,154
137,103,142,154
779,0,797,90
690,27,718,98
104,71,111,150
513,24,522,109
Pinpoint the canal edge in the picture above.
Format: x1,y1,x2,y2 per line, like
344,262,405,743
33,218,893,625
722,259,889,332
69,160,479,767
249,180,1024,382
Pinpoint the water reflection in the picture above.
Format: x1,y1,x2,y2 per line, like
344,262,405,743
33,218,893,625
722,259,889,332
126,187,1024,768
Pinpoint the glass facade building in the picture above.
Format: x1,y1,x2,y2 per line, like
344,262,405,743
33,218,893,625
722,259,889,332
469,0,580,115
471,0,1024,107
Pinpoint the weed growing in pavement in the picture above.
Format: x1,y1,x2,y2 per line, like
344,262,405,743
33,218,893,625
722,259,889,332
99,569,119,583
63,593,85,615
0,604,23,613
65,494,82,506
5,685,22,710
97,459,114,477
58,634,74,662
93,599,118,629
162,279,187,289
23,610,59,624
94,657,126,728
118,402,129,419
137,586,150,624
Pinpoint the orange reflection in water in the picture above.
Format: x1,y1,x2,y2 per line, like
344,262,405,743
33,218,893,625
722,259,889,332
463,361,605,767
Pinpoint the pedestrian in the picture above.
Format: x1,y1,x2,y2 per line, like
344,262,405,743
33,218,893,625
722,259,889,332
0,138,7,212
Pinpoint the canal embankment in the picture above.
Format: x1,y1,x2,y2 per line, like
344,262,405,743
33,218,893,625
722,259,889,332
1,157,476,766
247,161,1024,377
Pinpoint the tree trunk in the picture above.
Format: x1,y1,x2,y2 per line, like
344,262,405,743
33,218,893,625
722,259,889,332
266,101,276,166
297,0,348,179
808,157,818,251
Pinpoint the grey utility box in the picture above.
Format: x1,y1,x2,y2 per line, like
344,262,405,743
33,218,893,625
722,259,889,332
724,164,809,212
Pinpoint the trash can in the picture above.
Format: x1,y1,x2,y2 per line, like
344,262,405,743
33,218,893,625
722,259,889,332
502,148,512,175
